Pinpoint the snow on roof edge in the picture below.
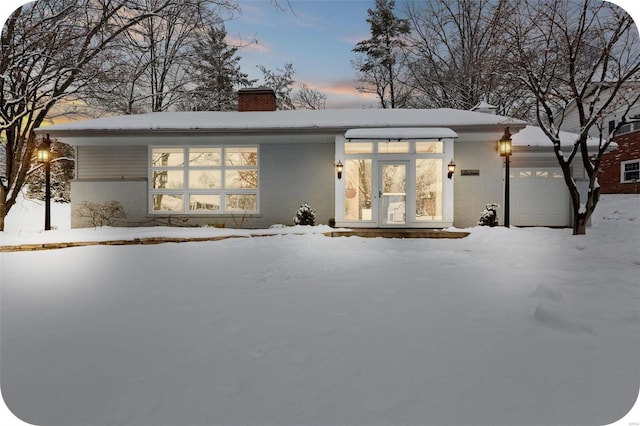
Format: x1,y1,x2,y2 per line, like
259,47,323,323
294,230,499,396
512,125,604,148
36,108,527,134
345,128,458,140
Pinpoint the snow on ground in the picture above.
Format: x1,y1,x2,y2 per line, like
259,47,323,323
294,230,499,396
1,194,639,426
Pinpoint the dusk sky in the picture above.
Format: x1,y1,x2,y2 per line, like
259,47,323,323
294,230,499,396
1,0,639,110
223,0,381,108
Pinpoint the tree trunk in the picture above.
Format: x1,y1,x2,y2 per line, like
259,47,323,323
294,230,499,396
573,213,588,235
0,186,6,232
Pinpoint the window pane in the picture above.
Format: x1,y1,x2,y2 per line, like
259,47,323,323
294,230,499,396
226,194,257,212
536,170,549,178
189,195,220,212
624,162,639,172
152,170,184,189
225,147,258,166
225,170,258,189
344,159,372,221
152,148,184,167
378,142,410,154
416,159,443,221
518,170,532,178
625,171,640,181
189,170,221,189
345,142,373,154
152,194,183,212
624,162,640,181
415,141,444,153
189,148,221,166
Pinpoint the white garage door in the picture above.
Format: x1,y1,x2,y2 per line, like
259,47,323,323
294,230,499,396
509,168,572,227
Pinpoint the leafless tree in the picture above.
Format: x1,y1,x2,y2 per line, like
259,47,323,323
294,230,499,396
85,0,239,114
403,0,532,118
292,84,327,110
0,0,235,230
506,0,640,234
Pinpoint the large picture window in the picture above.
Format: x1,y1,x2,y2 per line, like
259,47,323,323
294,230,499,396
150,146,259,213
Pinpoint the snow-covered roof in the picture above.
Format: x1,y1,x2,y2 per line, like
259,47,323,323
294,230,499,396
471,101,498,112
345,127,457,140
37,108,526,135
512,125,608,149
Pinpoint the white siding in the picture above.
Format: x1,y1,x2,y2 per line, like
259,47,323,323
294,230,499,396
77,146,147,180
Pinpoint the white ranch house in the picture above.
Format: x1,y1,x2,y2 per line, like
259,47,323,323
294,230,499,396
37,89,599,229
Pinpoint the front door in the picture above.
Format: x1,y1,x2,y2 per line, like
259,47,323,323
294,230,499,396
379,162,407,226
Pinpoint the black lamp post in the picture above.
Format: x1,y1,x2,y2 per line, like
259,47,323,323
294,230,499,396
37,134,52,231
499,127,512,228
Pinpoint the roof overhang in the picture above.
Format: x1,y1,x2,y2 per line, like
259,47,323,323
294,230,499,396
344,127,458,140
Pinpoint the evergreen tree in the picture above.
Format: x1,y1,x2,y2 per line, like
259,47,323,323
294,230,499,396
352,0,411,108
26,140,75,203
257,63,296,110
185,24,255,111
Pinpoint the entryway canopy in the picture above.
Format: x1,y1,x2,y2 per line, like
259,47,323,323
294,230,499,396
344,127,458,140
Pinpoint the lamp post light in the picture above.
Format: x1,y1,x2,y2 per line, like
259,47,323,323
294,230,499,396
37,134,52,231
498,127,512,228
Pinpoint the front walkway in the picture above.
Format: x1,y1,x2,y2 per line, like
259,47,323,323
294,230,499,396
0,229,469,252
326,228,470,239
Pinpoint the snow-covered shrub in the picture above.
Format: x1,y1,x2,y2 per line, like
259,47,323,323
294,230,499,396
478,203,499,227
293,203,316,226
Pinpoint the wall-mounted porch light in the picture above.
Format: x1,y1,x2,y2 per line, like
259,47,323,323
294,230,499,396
336,160,343,179
447,160,456,179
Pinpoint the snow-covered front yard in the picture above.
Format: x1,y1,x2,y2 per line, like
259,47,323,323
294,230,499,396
1,195,639,426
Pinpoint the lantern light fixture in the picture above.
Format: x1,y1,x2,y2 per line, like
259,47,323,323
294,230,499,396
447,160,456,179
498,127,513,157
36,142,51,163
336,160,343,179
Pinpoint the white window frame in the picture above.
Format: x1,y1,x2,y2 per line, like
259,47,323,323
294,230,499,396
335,135,454,228
620,159,640,183
149,145,260,214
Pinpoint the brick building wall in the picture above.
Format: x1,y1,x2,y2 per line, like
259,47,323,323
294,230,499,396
598,130,640,193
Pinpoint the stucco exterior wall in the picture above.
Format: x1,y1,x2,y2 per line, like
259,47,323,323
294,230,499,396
70,142,334,228
260,143,334,227
71,180,148,228
453,140,504,227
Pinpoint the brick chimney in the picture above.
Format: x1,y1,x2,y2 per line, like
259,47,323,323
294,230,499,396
238,87,277,112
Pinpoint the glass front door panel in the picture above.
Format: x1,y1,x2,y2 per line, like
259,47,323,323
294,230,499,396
381,163,406,225
344,159,373,221
415,159,443,221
